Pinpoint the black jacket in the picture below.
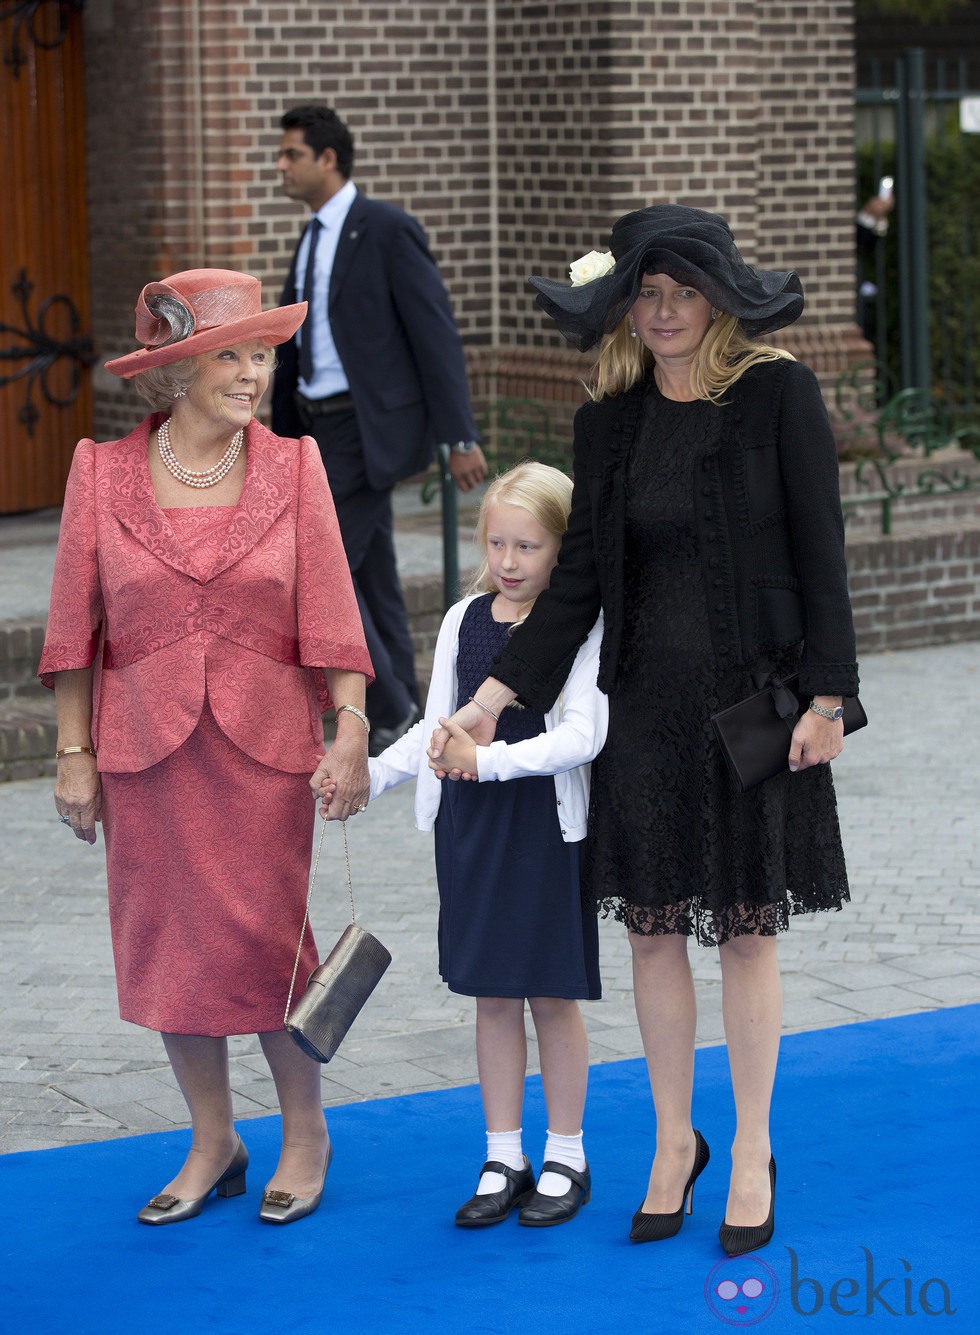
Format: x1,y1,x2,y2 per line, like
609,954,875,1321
494,358,858,708
271,191,478,490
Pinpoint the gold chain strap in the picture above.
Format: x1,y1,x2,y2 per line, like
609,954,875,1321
283,820,356,1025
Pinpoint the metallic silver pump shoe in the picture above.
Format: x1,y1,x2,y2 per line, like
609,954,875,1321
137,1135,248,1226
259,1141,333,1224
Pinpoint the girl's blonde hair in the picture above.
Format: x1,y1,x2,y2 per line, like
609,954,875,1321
468,461,573,597
590,310,793,403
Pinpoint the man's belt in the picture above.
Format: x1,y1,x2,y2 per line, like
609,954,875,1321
294,390,354,418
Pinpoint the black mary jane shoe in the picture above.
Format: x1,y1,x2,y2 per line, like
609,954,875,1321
454,1157,536,1228
517,1161,591,1228
630,1129,711,1243
718,1155,777,1256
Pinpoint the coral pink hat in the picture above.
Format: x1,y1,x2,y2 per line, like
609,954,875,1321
104,268,306,378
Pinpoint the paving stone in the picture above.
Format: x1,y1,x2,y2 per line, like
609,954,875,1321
899,974,980,1004
803,961,927,991
820,986,937,1019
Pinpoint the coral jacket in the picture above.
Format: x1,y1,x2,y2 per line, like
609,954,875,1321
39,415,373,774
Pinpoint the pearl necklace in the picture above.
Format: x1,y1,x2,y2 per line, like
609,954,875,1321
157,416,245,489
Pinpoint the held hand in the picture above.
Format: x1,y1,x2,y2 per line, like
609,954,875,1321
788,710,844,773
448,445,489,493
427,717,479,781
54,754,102,845
429,699,497,779
310,735,370,821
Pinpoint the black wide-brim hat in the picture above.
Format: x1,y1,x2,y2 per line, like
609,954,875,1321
529,204,805,351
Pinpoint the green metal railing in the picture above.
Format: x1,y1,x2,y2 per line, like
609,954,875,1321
832,367,979,534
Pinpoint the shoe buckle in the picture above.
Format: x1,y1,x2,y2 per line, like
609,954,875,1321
263,1190,295,1207
147,1193,179,1210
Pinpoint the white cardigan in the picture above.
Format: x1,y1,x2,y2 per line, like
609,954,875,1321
368,595,608,842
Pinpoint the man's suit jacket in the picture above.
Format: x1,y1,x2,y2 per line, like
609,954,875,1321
271,190,478,490
40,417,373,773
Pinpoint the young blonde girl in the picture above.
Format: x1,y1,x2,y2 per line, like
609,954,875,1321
366,462,607,1229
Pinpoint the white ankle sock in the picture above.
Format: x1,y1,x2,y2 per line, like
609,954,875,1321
477,1129,524,1195
536,1129,586,1197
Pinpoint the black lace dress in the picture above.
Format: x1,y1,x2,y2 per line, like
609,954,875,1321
433,595,601,998
585,385,849,945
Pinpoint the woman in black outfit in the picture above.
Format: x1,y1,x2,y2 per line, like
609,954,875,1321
430,206,858,1256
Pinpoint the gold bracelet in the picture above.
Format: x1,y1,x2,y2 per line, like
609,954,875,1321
55,745,96,759
336,704,370,734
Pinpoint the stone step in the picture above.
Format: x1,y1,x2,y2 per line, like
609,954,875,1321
0,617,55,780
0,694,57,783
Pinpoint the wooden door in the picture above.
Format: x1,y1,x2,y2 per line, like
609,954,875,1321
0,1,92,514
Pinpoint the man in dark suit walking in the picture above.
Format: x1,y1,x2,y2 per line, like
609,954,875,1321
272,104,486,752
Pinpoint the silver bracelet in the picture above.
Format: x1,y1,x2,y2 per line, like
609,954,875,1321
469,695,499,722
336,703,371,734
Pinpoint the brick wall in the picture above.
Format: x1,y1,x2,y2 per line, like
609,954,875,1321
85,1,497,440
84,1,865,442
847,527,980,657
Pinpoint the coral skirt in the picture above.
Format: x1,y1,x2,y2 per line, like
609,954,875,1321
101,701,319,1036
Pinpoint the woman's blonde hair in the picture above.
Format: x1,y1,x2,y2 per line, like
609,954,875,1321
468,461,573,597
130,346,279,410
591,311,793,403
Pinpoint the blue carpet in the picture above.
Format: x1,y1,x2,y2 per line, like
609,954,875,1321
2,1007,977,1334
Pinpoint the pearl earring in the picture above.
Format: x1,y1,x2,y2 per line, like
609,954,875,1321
629,317,637,339
710,309,720,321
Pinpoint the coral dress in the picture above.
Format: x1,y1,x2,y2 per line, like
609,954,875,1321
102,509,320,1035
39,419,373,1036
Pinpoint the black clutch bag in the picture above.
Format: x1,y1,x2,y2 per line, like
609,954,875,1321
711,674,867,792
284,823,391,1064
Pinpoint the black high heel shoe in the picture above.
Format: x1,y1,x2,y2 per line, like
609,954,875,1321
719,1155,776,1256
629,1129,710,1243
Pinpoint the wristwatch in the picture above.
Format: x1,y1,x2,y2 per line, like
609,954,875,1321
451,440,479,454
809,700,844,721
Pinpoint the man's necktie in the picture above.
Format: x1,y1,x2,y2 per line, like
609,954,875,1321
298,217,321,384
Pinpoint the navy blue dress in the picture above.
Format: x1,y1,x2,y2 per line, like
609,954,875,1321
433,596,601,999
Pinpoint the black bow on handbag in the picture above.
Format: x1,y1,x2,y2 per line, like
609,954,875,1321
711,672,867,792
